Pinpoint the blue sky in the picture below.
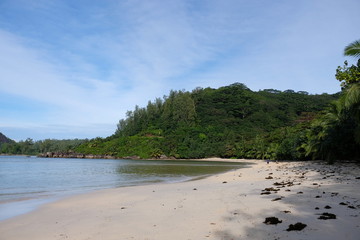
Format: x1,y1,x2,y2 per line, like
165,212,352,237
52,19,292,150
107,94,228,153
1,0,359,141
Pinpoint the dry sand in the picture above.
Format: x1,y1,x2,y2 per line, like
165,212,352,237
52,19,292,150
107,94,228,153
0,159,359,240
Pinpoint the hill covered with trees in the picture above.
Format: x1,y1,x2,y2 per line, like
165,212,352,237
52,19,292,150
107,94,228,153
75,83,340,160
75,39,360,162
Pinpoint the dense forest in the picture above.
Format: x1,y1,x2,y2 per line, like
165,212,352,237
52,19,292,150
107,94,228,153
0,137,86,156
2,40,359,162
74,84,343,161
1,85,338,160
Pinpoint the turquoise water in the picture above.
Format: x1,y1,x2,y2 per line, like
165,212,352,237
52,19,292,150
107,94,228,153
0,156,247,220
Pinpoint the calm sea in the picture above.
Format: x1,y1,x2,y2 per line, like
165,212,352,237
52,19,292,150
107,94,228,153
0,155,247,220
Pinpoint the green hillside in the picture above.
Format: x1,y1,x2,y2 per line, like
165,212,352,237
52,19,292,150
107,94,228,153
76,83,340,160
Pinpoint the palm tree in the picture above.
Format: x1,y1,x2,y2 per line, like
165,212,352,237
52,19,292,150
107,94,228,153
339,40,360,121
344,39,360,58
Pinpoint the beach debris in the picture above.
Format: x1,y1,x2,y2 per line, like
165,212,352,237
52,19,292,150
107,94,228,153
265,176,274,179
261,191,271,195
315,195,322,198
339,202,348,205
263,217,282,225
273,181,294,187
286,222,307,231
315,207,320,210
324,205,332,209
263,187,279,192
297,191,303,194
318,212,336,220
283,210,291,213
272,197,283,201
193,188,197,191
222,181,227,184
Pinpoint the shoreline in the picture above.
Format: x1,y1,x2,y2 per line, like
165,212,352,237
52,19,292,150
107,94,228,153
0,157,251,221
1,160,359,239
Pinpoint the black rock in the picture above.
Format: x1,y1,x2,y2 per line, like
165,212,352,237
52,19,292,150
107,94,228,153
261,191,271,195
324,205,332,209
318,212,336,220
264,217,282,225
286,222,307,231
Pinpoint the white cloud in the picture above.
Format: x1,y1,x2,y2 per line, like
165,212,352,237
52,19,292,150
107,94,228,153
0,30,125,128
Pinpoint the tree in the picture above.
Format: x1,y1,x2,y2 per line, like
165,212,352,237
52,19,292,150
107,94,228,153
344,39,360,58
336,40,360,123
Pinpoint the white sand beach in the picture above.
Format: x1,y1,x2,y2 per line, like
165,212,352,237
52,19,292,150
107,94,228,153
0,159,359,240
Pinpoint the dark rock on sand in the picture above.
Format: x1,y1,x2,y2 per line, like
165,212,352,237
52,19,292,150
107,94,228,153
318,212,336,220
261,191,272,195
263,187,279,192
286,222,307,231
264,217,282,225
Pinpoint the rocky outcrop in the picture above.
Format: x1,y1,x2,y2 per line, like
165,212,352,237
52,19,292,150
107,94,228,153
38,152,117,159
0,132,14,144
38,152,175,160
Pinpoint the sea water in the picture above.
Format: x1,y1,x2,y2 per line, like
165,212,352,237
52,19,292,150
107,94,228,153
0,155,247,220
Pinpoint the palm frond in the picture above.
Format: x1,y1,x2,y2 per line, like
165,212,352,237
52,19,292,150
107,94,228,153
344,39,360,58
345,83,360,107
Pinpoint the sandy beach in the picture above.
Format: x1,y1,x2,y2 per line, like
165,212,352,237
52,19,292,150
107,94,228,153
0,159,359,240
